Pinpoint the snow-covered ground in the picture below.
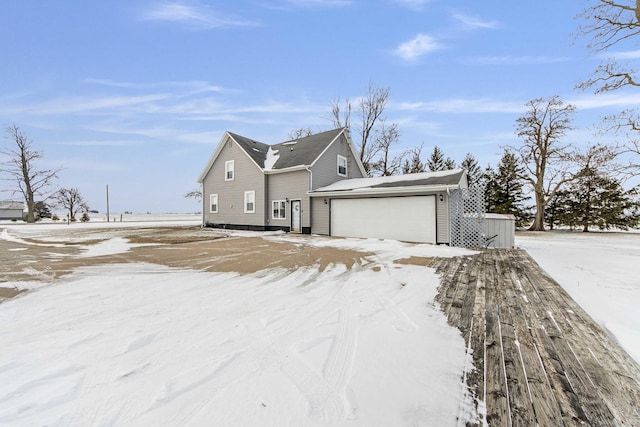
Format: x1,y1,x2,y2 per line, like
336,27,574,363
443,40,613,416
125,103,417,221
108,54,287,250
0,213,201,228
4,220,637,426
517,230,640,364
0,224,481,426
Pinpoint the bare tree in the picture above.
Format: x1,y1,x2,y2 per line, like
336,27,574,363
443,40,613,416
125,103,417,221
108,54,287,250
576,1,640,167
184,189,202,203
331,81,391,175
1,124,61,223
512,96,578,231
287,128,313,140
54,187,89,221
330,97,351,129
369,122,405,176
576,1,640,94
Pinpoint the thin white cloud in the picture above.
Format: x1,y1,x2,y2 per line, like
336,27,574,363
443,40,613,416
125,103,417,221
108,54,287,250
393,34,443,61
276,0,352,8
58,139,144,147
3,94,170,116
84,78,224,94
468,55,573,65
395,98,523,114
598,49,640,60
570,92,640,110
394,0,430,11
141,3,257,29
453,13,499,30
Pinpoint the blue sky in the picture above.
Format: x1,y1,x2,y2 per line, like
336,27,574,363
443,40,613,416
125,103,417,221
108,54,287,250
1,0,638,213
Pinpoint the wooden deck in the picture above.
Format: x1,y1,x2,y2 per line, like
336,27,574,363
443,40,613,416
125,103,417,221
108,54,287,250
433,249,640,427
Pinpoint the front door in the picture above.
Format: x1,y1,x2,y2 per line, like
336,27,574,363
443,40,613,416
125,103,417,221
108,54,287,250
291,200,301,233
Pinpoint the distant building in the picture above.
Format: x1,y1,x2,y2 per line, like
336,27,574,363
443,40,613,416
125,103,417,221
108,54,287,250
0,201,25,220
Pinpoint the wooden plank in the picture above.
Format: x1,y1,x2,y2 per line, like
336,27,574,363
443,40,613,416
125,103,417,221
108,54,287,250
502,253,564,427
466,252,486,419
493,250,536,427
512,250,590,425
484,254,511,427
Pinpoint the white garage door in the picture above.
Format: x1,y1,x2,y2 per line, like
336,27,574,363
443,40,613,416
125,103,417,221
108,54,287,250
331,196,436,243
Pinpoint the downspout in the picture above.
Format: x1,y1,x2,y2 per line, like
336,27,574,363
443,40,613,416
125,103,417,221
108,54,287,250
306,166,313,233
201,182,205,227
264,172,269,230
447,187,451,245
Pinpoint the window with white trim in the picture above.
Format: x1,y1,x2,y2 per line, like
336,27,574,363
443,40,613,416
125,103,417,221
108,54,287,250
210,194,218,213
244,191,255,213
272,200,286,219
225,160,234,181
337,155,347,177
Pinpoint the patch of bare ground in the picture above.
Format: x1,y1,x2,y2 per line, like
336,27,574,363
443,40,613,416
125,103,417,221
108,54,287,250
0,229,372,298
394,256,437,267
0,287,25,300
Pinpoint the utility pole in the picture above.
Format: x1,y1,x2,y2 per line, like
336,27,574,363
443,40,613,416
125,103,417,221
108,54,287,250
106,184,110,223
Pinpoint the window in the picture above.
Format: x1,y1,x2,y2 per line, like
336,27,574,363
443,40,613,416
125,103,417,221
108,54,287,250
225,160,234,181
337,155,347,177
244,191,255,213
272,200,286,219
209,194,218,213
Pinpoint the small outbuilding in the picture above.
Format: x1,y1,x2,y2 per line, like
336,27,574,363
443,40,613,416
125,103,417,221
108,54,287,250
0,201,24,220
484,213,516,249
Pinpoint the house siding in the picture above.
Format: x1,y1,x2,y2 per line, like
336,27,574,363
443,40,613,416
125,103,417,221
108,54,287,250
202,136,266,228
311,197,329,235
436,192,450,244
0,208,23,220
267,169,311,232
310,134,364,189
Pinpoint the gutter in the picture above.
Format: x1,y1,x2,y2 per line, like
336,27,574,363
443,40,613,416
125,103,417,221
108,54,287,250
264,165,308,175
307,184,461,198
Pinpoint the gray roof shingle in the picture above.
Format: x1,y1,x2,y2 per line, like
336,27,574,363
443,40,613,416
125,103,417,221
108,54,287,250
228,132,270,168
231,128,343,170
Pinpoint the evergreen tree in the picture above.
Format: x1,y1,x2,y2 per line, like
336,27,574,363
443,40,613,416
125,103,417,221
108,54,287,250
480,165,499,213
444,157,457,170
460,153,481,186
545,190,574,230
493,150,529,226
426,146,456,172
33,201,52,219
427,146,446,172
565,169,639,231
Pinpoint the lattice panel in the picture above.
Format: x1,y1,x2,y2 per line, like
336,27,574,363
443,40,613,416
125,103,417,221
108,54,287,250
450,187,486,248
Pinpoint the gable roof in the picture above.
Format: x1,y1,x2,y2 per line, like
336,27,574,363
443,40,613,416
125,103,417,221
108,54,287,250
227,132,270,168
309,169,467,196
268,128,343,170
198,127,366,182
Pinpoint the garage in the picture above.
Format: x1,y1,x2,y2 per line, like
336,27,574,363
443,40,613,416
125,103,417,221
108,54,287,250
331,195,437,243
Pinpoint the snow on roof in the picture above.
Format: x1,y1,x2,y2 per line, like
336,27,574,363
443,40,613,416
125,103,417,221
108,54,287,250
264,146,280,171
312,169,465,193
